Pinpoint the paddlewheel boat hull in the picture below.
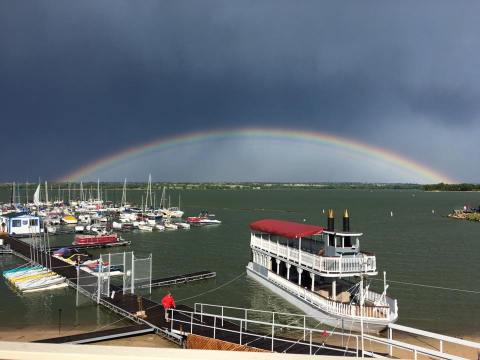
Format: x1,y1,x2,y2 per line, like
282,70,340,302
246,262,394,334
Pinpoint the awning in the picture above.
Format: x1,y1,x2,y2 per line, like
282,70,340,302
249,219,323,239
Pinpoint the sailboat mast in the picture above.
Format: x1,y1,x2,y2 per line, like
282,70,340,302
121,178,127,206
97,179,100,202
149,174,153,208
11,182,16,205
45,181,49,205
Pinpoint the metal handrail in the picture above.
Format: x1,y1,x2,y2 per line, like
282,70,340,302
251,235,377,275
171,307,359,356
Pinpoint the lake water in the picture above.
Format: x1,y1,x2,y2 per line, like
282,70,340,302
1,188,479,336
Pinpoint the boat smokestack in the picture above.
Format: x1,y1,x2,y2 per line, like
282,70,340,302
343,209,352,247
327,209,335,231
343,209,350,232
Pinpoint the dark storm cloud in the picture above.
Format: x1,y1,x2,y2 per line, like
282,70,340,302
1,1,479,181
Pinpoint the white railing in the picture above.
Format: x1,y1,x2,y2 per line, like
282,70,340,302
171,306,360,356
251,235,377,276
268,271,390,320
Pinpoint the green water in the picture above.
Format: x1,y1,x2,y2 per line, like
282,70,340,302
1,189,479,336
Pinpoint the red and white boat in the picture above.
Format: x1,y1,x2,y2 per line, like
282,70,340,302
187,211,221,226
73,233,120,245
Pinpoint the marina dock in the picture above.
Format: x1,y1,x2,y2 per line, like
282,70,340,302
1,234,362,355
4,234,477,358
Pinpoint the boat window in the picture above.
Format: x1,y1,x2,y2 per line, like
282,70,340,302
22,220,28,226
344,236,352,247
12,220,21,227
29,219,38,226
336,237,342,247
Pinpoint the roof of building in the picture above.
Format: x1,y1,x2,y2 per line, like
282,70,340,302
0,212,35,219
249,219,323,239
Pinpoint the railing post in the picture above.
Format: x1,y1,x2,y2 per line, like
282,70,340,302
244,309,248,330
271,314,275,352
388,327,393,356
356,336,359,357
170,309,174,333
239,319,243,345
213,315,216,339
221,306,224,326
439,339,443,353
413,349,417,360
303,315,306,340
309,330,312,355
201,304,203,323
190,312,193,334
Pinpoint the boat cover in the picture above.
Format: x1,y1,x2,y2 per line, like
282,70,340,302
249,219,323,239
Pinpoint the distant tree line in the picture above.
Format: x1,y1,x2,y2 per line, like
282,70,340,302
0,182,478,191
423,183,480,191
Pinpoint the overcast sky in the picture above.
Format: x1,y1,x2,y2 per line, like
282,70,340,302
1,1,479,182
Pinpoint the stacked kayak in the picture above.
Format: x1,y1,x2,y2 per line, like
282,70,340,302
3,265,67,293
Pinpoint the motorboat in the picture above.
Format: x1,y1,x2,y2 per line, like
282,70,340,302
73,233,120,245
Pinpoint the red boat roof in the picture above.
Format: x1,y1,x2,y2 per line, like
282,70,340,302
249,219,323,239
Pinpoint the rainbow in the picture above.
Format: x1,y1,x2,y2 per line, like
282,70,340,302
61,128,455,183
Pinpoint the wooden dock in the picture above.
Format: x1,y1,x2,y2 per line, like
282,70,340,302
2,235,361,356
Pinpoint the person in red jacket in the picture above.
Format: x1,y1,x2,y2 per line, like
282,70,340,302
161,292,176,322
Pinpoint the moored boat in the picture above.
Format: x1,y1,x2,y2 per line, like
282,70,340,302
187,211,221,226
73,233,120,245
246,210,398,334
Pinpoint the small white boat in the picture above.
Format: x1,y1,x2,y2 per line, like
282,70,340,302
176,222,190,229
62,215,78,224
46,225,57,234
167,207,184,218
18,275,65,291
112,221,123,230
74,225,85,233
138,224,154,232
163,221,178,230
155,224,165,231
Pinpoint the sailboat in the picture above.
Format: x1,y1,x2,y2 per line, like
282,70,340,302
33,184,41,206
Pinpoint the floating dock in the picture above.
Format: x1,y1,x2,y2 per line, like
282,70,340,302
148,271,216,289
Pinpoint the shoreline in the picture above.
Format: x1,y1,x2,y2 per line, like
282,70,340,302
0,325,477,356
0,324,179,349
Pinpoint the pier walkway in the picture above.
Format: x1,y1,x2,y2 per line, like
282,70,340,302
2,235,363,356
34,324,155,344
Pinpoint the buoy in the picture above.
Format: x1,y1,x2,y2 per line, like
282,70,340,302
432,209,435,214
390,211,394,217
322,209,325,214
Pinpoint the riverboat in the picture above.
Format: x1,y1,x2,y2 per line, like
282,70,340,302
246,210,398,333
